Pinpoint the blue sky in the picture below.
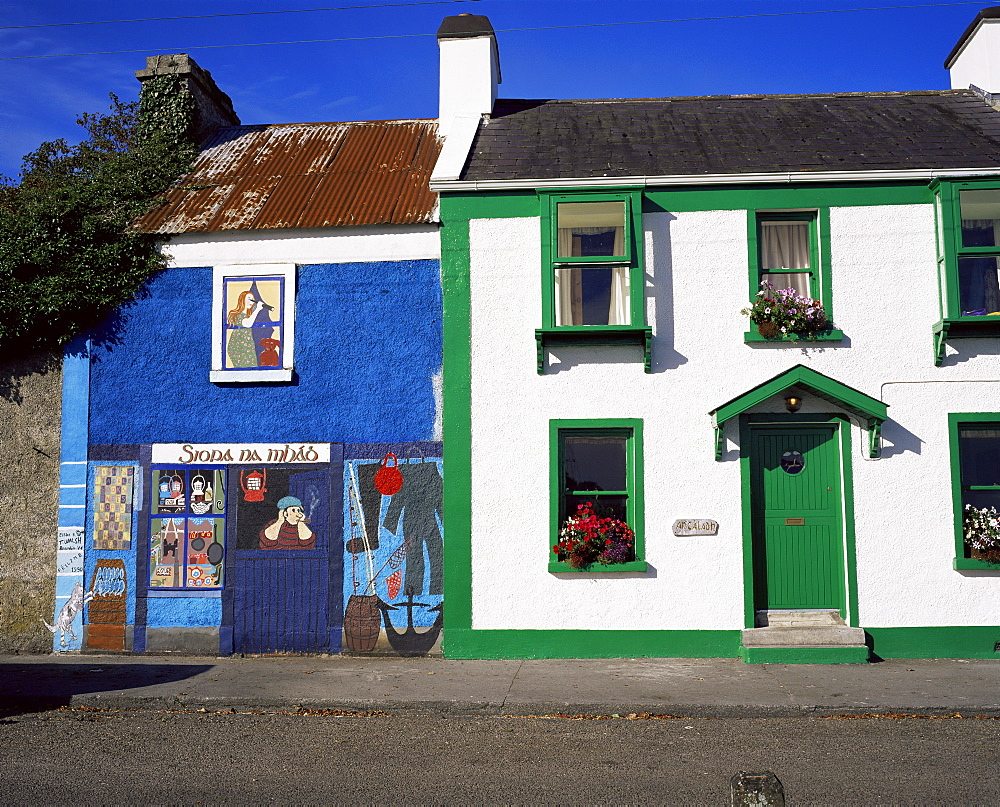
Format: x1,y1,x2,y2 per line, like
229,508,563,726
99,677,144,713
0,1,993,179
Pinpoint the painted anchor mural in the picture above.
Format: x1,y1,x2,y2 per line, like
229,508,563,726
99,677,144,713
343,444,443,655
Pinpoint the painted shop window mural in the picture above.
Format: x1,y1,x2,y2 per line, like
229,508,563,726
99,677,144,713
233,467,324,551
148,467,226,589
211,264,296,382
343,447,443,655
92,466,135,550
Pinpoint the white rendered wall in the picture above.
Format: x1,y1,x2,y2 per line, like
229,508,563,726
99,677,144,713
468,205,1000,631
950,19,1000,92
163,225,440,268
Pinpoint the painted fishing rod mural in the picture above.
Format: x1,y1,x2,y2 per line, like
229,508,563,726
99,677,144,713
343,444,443,655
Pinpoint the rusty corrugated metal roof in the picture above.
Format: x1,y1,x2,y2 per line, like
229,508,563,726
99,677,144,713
137,119,441,233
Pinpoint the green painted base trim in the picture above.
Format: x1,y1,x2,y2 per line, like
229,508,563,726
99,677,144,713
954,557,1000,570
740,645,869,664
866,626,1000,659
442,629,742,659
548,560,648,573
744,329,844,344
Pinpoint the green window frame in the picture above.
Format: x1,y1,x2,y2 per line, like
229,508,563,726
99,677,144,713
745,209,842,343
535,191,652,373
949,413,1000,570
549,419,646,573
932,180,1000,365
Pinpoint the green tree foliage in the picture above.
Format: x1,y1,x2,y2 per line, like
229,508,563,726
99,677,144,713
0,76,198,358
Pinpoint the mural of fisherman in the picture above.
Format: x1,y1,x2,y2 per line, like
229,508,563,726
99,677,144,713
259,496,315,550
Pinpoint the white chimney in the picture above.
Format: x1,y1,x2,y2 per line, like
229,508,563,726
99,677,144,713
946,7,1000,94
436,14,500,140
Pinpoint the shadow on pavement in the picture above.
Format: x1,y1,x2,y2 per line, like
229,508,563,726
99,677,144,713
0,663,213,718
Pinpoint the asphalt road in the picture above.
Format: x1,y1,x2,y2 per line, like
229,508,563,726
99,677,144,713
1,708,998,804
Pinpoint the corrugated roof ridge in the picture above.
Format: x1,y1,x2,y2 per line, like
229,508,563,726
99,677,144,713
210,118,437,132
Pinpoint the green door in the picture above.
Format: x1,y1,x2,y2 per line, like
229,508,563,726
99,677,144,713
750,426,845,611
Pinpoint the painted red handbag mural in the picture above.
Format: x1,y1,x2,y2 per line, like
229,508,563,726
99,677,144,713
373,453,404,495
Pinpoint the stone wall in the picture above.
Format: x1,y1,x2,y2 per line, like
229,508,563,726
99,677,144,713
0,351,61,653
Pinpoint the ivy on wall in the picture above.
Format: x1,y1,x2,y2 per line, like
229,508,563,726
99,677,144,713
0,74,199,358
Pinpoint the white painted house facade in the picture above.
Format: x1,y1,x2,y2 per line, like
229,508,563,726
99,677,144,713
434,10,1000,661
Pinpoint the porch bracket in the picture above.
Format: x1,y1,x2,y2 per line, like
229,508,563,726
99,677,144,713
933,320,950,367
868,418,883,459
714,424,724,461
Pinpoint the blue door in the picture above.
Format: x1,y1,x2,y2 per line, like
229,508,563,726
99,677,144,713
228,466,337,653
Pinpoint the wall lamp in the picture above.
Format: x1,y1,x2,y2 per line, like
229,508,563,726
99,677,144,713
784,395,802,413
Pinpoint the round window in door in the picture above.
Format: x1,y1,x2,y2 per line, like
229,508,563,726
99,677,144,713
781,450,805,475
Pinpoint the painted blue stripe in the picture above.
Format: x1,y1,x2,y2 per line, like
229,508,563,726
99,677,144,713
58,510,87,529
53,336,90,652
60,487,87,506
60,463,88,486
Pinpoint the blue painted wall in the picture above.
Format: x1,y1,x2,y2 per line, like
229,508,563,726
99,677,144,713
88,260,442,444
146,596,221,627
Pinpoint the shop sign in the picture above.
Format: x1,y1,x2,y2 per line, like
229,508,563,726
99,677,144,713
152,443,330,465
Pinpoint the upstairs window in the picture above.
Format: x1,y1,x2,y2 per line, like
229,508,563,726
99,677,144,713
554,200,629,326
536,191,651,373
757,215,816,299
745,210,839,343
932,181,1000,364
541,191,643,329
956,188,1000,316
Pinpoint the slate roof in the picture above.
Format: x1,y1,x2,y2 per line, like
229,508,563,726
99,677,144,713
137,119,441,234
460,91,1000,182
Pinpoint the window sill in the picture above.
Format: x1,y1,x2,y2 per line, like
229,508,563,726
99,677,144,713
146,588,223,597
933,317,1000,366
211,368,293,383
535,326,653,374
954,557,1000,571
548,560,648,573
744,329,844,344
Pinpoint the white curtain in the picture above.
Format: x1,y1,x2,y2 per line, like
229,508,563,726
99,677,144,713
761,222,810,270
555,227,628,325
608,266,628,325
761,222,810,296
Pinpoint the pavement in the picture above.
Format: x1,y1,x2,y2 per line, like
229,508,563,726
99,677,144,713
1,654,999,717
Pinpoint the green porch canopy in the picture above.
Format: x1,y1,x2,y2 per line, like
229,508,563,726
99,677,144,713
709,364,888,460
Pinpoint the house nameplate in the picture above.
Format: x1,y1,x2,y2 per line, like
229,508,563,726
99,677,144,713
672,519,718,536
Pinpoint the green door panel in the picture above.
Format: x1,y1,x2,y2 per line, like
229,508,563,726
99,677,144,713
750,426,844,611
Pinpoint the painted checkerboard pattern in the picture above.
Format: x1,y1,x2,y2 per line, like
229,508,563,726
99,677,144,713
93,466,134,550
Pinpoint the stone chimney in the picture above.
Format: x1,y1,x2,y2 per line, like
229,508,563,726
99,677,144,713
946,7,1000,95
436,14,500,139
135,54,240,142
